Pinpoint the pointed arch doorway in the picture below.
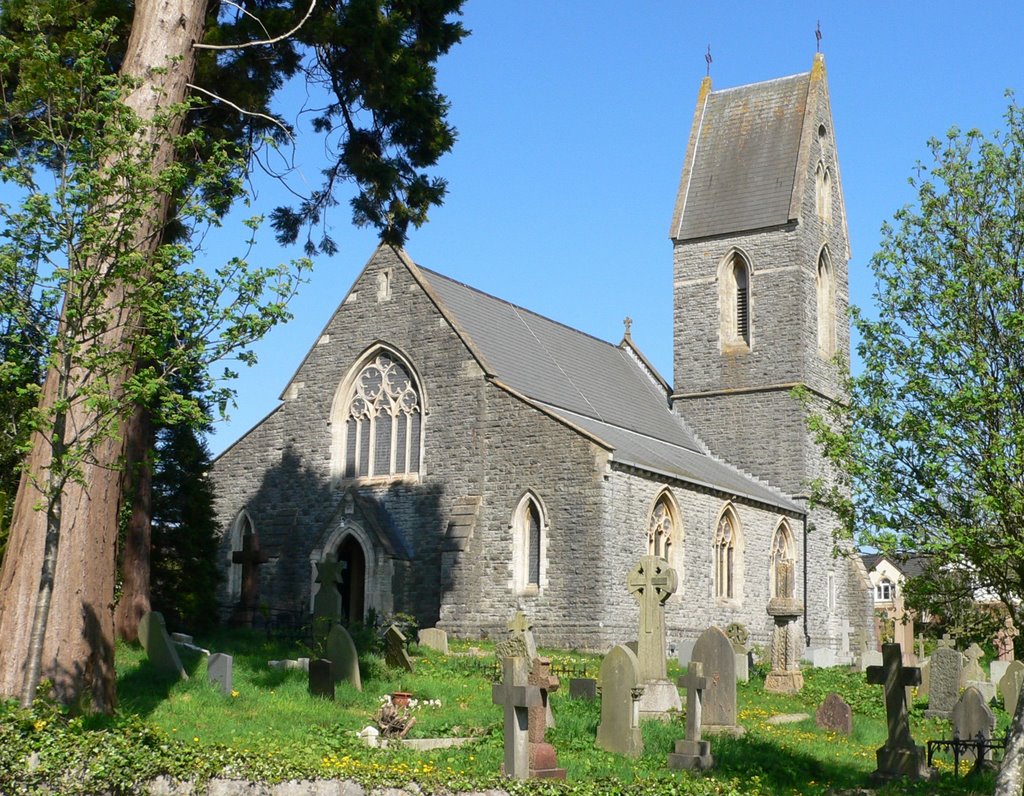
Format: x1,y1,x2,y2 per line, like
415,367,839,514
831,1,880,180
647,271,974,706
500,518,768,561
336,535,366,624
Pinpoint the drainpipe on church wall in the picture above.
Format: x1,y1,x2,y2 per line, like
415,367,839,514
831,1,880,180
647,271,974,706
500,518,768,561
803,518,812,648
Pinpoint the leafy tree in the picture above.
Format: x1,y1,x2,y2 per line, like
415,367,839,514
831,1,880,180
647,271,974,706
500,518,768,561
808,95,1024,795
0,0,465,712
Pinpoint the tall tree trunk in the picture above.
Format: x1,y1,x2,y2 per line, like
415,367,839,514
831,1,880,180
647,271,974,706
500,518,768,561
0,0,206,713
114,404,153,644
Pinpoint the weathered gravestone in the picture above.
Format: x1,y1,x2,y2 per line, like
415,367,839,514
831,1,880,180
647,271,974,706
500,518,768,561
495,611,535,662
815,692,852,736
990,660,1011,691
925,636,963,719
312,560,345,620
918,657,930,697
667,661,713,770
230,530,270,627
385,625,415,672
951,686,996,762
961,643,986,688
308,658,335,700
492,656,543,779
858,648,883,672
569,678,597,700
139,611,187,680
627,555,681,716
325,623,362,690
676,638,696,668
418,627,449,655
866,643,931,781
691,626,740,734
526,657,566,779
207,653,232,695
999,660,1024,717
596,644,645,757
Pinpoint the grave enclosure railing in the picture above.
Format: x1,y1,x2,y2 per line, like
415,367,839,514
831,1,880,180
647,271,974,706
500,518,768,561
926,730,1008,777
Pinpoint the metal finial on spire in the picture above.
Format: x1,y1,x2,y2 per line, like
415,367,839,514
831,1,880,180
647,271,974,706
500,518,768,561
623,316,633,338
705,44,712,76
815,21,822,52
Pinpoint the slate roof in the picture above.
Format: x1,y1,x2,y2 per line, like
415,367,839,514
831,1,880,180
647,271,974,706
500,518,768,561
861,553,932,580
675,72,810,240
419,266,802,514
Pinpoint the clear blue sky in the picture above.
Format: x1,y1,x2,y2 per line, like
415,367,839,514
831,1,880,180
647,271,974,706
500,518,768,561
206,1,1023,456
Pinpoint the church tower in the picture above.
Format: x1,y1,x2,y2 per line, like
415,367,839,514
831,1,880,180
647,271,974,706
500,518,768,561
670,54,871,647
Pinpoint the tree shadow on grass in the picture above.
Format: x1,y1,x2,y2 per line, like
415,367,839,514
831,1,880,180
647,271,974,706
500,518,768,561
117,647,204,718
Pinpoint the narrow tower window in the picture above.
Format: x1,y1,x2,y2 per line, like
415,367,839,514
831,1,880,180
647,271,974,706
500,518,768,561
816,248,835,357
719,251,752,349
714,506,742,599
815,161,833,221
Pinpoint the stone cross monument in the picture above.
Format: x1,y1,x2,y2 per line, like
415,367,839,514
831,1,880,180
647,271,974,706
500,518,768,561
231,531,270,627
492,656,543,779
866,643,932,781
627,555,682,716
667,661,713,770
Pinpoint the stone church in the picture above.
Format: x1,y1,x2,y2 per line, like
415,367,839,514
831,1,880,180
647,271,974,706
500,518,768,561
211,54,875,655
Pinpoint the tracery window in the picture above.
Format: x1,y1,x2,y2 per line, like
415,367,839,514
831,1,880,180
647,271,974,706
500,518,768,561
714,507,740,599
648,494,675,560
769,520,796,599
342,352,421,478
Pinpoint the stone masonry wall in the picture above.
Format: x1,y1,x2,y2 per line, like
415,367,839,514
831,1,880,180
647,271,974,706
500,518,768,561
601,468,803,651
210,246,490,627
438,386,610,650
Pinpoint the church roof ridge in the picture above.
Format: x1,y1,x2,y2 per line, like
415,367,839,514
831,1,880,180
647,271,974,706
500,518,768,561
416,264,621,352
709,69,810,95
416,264,705,454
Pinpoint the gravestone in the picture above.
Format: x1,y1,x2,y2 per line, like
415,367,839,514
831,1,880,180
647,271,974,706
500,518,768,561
496,611,537,662
961,643,985,687
492,656,543,779
809,647,838,668
733,648,749,683
990,660,1010,691
207,653,232,695
627,555,681,716
308,658,335,700
859,649,883,672
325,623,362,690
925,636,963,719
596,644,645,757
866,643,931,781
230,531,270,627
815,692,852,736
526,657,566,779
999,660,1024,717
418,627,449,655
667,661,713,770
676,638,697,667
312,560,345,620
139,611,188,680
384,624,415,672
951,686,995,762
691,626,740,733
569,678,597,700
918,657,930,696
839,620,856,664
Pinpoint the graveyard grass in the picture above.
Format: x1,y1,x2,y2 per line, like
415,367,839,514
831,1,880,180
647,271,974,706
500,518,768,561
0,633,1002,796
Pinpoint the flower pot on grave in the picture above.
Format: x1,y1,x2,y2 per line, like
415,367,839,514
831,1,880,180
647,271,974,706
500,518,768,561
391,691,413,708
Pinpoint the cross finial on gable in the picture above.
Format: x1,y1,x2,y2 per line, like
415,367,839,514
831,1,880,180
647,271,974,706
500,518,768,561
623,316,633,339
815,20,822,52
705,45,712,77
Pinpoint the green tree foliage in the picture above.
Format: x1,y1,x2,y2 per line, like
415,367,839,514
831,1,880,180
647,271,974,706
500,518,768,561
149,423,221,634
807,94,1024,796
